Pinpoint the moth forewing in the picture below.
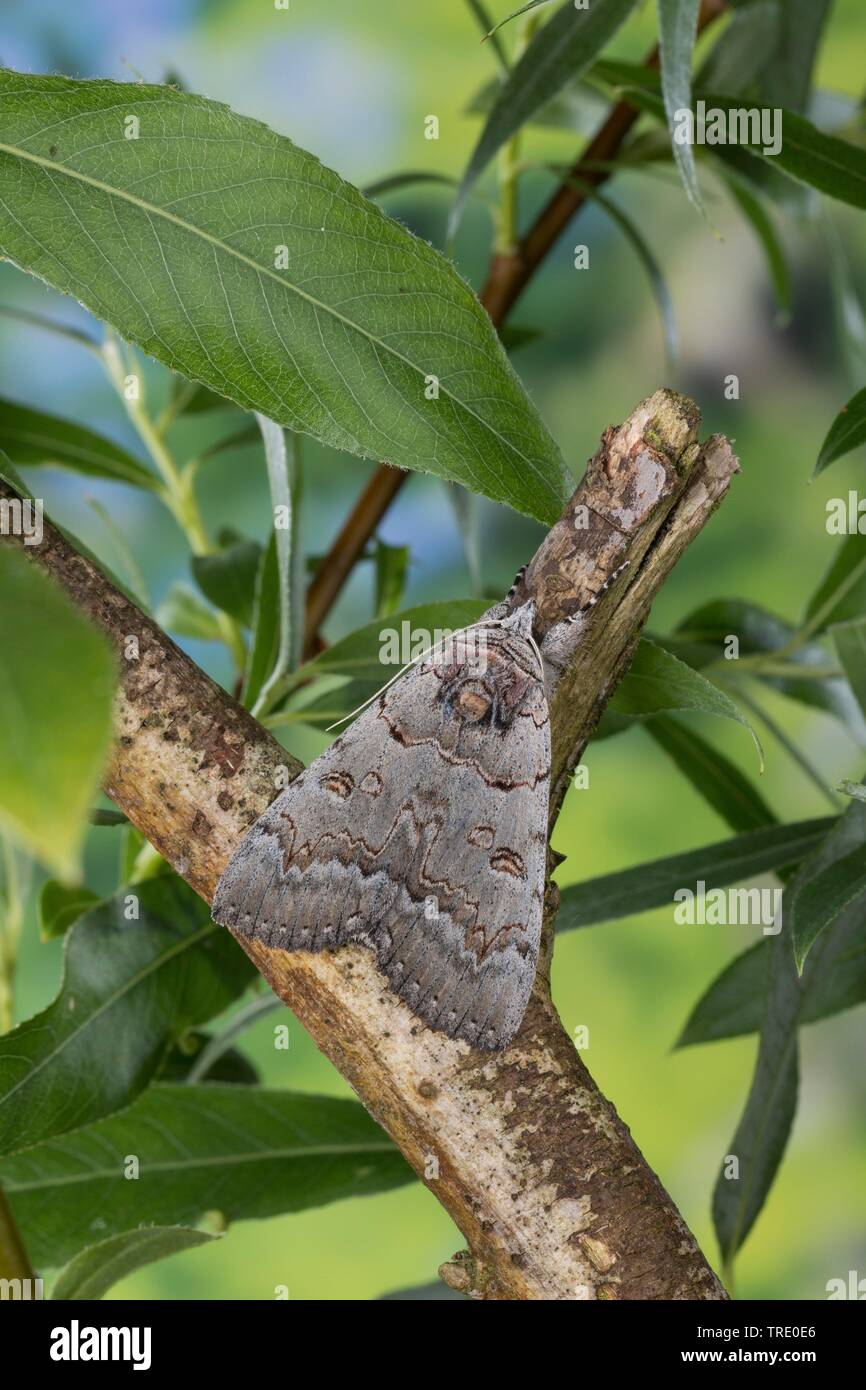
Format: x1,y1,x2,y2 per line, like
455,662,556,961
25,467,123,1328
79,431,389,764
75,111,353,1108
212,603,549,1050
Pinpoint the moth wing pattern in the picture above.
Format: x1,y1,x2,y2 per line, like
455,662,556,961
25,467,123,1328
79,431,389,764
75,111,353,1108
213,610,549,1050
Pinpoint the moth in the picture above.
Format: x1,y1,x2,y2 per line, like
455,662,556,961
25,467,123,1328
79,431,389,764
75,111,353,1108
213,568,626,1050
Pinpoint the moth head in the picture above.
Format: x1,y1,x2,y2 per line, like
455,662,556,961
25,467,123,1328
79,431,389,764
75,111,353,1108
500,599,537,642
436,607,542,732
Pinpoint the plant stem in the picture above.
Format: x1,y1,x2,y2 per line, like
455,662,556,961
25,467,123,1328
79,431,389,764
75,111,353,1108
186,992,280,1083
0,836,23,1035
99,332,247,670
770,557,866,662
493,13,538,257
0,1186,33,1284
494,133,521,256
703,656,843,681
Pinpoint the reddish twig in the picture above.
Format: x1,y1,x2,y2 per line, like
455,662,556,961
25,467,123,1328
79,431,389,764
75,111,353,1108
302,0,727,655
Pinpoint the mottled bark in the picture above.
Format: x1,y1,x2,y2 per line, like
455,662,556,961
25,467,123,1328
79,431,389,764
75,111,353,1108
0,388,737,1299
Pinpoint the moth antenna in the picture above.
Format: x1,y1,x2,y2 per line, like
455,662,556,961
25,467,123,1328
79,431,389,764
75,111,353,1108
566,559,630,623
505,564,527,603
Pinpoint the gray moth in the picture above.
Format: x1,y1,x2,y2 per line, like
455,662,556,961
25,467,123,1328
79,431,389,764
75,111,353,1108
212,569,624,1051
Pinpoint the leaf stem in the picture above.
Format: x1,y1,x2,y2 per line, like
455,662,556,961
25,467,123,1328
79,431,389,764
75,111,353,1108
733,684,843,812
99,332,247,670
251,420,303,718
492,12,539,256
186,992,281,1083
775,557,866,660
703,656,843,681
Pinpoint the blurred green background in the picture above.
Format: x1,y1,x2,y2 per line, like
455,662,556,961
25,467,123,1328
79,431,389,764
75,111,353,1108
2,0,865,1300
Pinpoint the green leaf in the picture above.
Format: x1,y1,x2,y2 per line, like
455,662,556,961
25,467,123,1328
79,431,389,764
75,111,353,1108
183,994,279,1084
463,0,511,74
791,842,866,973
657,0,704,213
157,1032,259,1085
466,74,609,136
678,891,866,1047
85,494,149,607
119,824,146,885
0,454,143,609
646,718,774,833
450,0,639,235
720,171,791,319
169,378,230,417
38,880,100,940
824,219,866,388
611,638,763,767
677,940,770,1047
557,819,834,932
192,539,261,627
499,324,544,351
0,1084,414,1268
548,169,677,363
0,69,568,524
696,1,780,98
0,875,255,1157
0,303,101,352
711,925,799,1270
89,809,128,826
832,617,866,720
698,0,830,116
815,386,866,475
196,416,261,463
595,62,866,210
0,545,115,880
361,170,459,200
715,788,866,1266
483,0,555,39
672,597,863,730
786,796,866,971
759,0,832,115
0,397,157,489
804,533,866,632
51,1226,218,1300
719,99,866,209
374,540,411,618
259,420,302,678
242,533,279,709
155,582,224,643
245,418,302,714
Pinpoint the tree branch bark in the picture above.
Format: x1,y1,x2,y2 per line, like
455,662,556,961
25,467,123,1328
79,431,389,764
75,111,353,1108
1,388,737,1299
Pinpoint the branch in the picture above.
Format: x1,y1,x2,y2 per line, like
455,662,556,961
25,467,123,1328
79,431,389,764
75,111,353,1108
0,1184,34,1284
1,388,738,1299
302,0,728,652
